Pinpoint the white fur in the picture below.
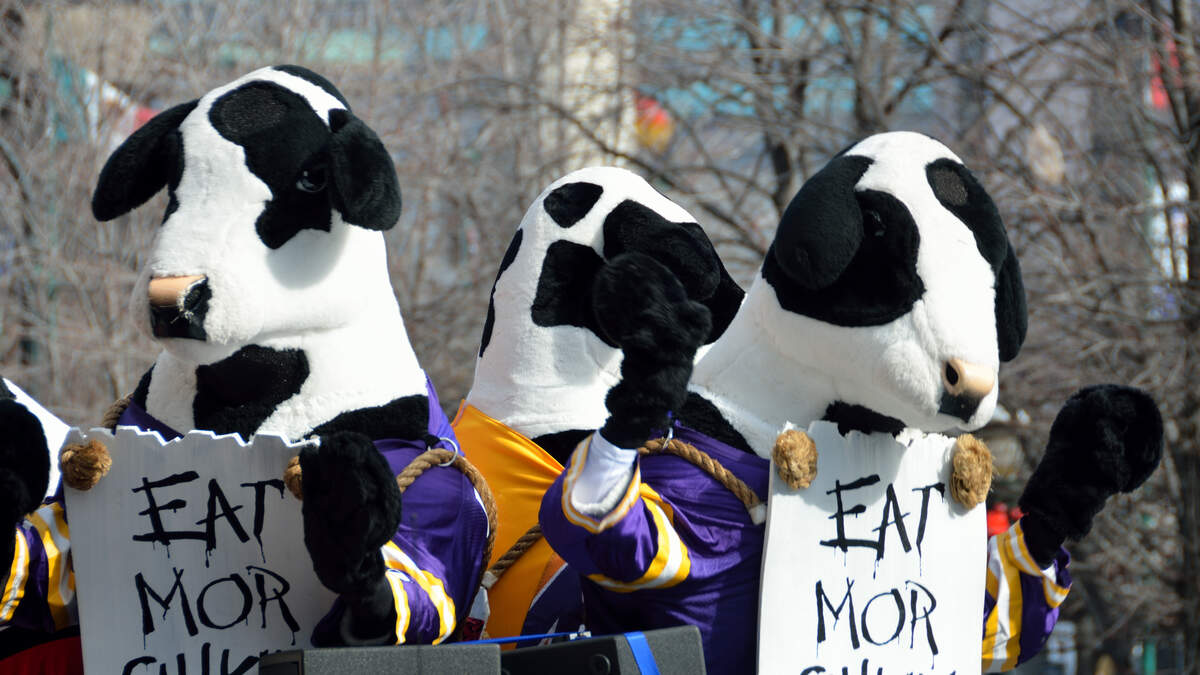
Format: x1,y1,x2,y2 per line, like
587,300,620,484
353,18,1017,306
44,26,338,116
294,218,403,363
134,67,425,440
691,132,1001,457
466,166,701,441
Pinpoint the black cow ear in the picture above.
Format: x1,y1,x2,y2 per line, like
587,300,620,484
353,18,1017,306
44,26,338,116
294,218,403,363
996,241,1027,362
92,100,198,221
772,155,873,289
327,109,401,230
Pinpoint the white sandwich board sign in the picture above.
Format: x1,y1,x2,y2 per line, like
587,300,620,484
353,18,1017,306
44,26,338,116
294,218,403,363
758,421,986,675
64,427,337,675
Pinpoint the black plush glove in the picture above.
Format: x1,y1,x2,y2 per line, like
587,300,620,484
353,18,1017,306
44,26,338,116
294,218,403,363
592,252,712,449
299,431,401,641
0,396,49,572
1018,385,1163,567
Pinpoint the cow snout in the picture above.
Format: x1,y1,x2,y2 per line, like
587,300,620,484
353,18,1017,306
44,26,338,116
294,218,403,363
148,275,210,340
938,357,995,422
148,275,206,307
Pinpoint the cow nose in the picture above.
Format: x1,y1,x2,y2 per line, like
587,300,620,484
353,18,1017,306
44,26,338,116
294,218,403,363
938,358,995,422
148,275,207,307
942,358,995,399
147,275,209,340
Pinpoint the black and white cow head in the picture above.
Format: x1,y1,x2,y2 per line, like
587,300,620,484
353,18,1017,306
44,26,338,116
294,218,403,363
772,130,1023,431
466,166,743,462
92,65,402,365
689,132,1024,454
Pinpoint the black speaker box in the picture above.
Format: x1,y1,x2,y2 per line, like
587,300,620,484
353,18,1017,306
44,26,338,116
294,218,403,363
501,625,706,675
257,643,500,674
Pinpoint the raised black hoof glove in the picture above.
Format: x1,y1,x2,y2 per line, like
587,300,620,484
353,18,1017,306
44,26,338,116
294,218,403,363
299,431,402,596
592,252,712,449
1018,385,1163,567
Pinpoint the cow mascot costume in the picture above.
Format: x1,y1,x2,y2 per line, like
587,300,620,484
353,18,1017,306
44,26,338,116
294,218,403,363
0,65,492,670
539,132,1163,673
454,166,743,641
0,380,79,674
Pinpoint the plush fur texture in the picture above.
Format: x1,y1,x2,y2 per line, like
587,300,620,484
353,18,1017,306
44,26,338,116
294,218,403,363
687,132,1018,454
593,253,711,448
466,167,742,464
0,398,47,526
0,383,51,581
299,432,403,594
90,65,429,642
1019,385,1163,566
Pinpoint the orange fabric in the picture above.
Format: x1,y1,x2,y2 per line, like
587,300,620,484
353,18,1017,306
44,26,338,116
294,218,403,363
452,402,565,642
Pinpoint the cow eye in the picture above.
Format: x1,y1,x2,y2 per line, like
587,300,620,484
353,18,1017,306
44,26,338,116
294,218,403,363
297,166,327,193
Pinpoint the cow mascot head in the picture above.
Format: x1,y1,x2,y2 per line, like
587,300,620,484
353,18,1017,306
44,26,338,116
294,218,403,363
78,65,489,649
455,165,743,640
538,131,1163,673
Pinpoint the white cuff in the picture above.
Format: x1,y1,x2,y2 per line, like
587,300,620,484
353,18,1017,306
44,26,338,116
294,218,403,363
568,433,639,516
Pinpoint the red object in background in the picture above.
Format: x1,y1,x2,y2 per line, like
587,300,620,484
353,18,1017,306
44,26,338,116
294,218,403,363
987,502,1011,537
634,94,674,154
1151,38,1178,110
134,106,158,129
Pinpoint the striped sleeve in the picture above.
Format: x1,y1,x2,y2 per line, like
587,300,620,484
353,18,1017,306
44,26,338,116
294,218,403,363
540,435,691,592
378,541,457,644
2,502,77,635
981,519,1071,672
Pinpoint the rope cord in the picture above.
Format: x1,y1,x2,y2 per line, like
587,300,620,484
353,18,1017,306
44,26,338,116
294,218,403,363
639,437,764,516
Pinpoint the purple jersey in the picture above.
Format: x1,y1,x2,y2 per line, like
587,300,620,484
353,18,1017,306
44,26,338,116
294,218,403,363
2,500,75,639
539,423,1072,674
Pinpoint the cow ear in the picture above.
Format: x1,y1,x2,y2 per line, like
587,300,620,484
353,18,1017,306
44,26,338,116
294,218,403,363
92,100,198,221
772,155,873,289
995,241,1027,362
327,109,401,231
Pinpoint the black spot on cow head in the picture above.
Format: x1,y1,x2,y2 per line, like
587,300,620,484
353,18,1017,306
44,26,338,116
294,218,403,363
765,179,925,327
479,229,524,357
544,182,603,228
209,82,338,249
530,240,615,346
312,393,429,442
601,200,722,303
273,65,350,108
925,158,1026,361
92,100,198,221
193,345,309,440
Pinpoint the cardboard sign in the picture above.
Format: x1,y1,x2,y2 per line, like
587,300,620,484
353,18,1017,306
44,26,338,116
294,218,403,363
64,427,338,675
758,421,985,675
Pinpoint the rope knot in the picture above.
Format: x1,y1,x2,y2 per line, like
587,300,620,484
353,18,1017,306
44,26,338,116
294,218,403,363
283,455,304,500
772,428,817,489
60,439,112,491
949,434,992,509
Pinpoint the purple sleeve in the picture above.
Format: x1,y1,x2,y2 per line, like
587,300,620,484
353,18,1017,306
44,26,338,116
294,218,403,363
981,520,1072,672
539,439,691,591
2,501,76,636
